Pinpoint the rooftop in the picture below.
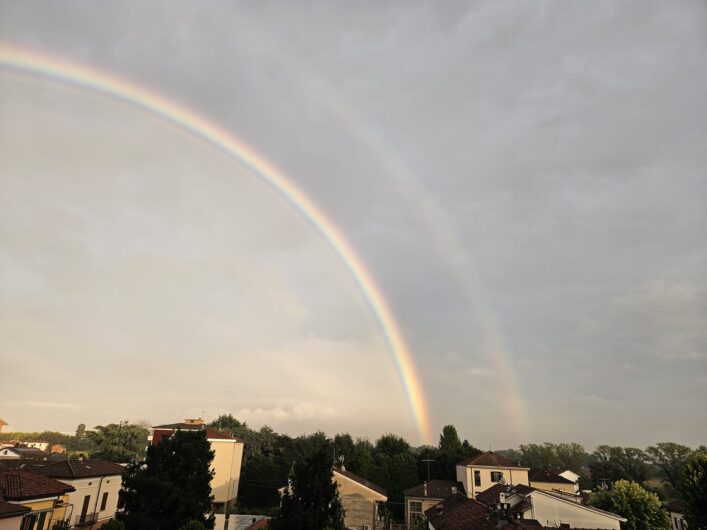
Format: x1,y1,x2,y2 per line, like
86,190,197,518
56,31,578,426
0,469,75,501
35,459,125,480
334,467,387,497
0,498,30,520
403,479,465,499
529,470,575,484
458,451,526,468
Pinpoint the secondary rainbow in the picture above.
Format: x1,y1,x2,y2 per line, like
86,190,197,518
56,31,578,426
0,42,433,443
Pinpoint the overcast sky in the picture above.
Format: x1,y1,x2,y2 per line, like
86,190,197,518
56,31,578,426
1,1,705,448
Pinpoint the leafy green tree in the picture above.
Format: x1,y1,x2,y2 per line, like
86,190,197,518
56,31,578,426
375,434,410,457
118,430,215,530
519,443,560,470
554,442,587,472
589,480,670,530
645,443,694,489
616,448,649,484
269,446,345,530
75,424,86,439
590,446,624,487
88,422,149,463
678,452,707,530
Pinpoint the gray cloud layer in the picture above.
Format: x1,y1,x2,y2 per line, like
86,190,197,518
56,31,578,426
1,0,705,447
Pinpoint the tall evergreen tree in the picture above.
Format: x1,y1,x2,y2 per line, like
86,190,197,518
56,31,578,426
269,446,345,530
678,453,707,530
118,430,215,530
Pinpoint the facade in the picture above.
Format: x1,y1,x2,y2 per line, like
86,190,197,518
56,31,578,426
35,459,125,528
0,469,74,530
667,500,686,530
333,467,387,530
529,470,579,495
403,480,464,526
476,484,626,530
150,419,244,511
456,452,530,498
0,500,30,530
0,448,51,460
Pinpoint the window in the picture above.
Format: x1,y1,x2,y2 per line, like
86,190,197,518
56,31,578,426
474,470,481,487
410,501,423,515
491,471,503,482
100,492,109,511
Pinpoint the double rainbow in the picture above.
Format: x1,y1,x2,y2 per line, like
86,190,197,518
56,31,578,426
0,43,433,443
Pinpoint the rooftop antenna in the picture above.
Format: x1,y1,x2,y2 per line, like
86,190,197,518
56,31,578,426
338,455,345,471
488,441,492,451
422,459,435,482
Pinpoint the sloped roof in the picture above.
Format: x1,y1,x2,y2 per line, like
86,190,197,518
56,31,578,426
529,470,575,484
334,468,387,497
458,451,525,468
0,447,50,459
403,479,465,499
528,490,627,522
36,459,125,479
0,470,74,500
475,483,535,507
0,499,30,519
424,492,505,530
153,422,204,430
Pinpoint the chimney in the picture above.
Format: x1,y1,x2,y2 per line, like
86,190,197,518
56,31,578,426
424,481,428,497
451,486,458,495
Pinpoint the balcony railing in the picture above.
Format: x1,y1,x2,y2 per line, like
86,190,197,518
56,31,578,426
75,512,99,527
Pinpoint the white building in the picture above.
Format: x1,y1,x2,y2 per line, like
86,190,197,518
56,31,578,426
456,451,530,498
35,459,125,528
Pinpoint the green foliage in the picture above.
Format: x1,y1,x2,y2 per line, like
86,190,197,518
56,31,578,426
99,520,125,530
437,425,481,480
589,480,670,530
678,452,707,530
118,430,215,530
88,422,149,463
409,514,429,530
645,443,695,489
269,446,345,530
590,446,649,486
51,521,71,530
519,442,586,472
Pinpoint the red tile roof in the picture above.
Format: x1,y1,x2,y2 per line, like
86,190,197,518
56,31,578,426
425,493,501,530
0,499,30,520
475,483,535,506
458,451,524,468
35,459,125,479
0,470,74,501
403,480,465,499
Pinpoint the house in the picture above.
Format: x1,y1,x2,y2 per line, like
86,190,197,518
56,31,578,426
456,452,530,498
0,499,30,530
0,469,74,530
424,492,544,530
333,467,387,530
0,448,51,461
476,483,626,530
34,459,125,528
150,419,244,512
667,500,686,530
278,466,387,530
403,480,464,526
529,470,579,495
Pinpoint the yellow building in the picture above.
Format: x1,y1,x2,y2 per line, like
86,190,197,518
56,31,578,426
456,451,529,498
0,470,74,530
150,420,244,512
333,467,387,530
403,479,463,527
529,470,580,495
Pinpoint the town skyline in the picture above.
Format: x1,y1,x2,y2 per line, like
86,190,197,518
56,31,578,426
2,1,706,449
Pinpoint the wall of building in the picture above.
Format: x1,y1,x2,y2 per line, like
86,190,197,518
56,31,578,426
13,496,70,530
0,516,23,530
527,492,621,530
405,497,442,526
210,439,244,505
530,481,578,494
335,474,385,530
456,465,529,498
59,475,122,526
670,511,686,530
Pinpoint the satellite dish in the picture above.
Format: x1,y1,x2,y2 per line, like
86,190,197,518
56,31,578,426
499,477,507,486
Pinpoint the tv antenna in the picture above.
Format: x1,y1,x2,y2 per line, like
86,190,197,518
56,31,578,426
422,459,435,482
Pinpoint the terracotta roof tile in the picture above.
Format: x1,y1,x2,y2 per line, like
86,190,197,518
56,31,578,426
403,480,465,499
0,499,30,519
458,451,524,468
36,459,125,479
0,470,74,501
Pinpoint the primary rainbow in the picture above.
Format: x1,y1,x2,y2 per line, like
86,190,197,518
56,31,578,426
0,42,433,444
